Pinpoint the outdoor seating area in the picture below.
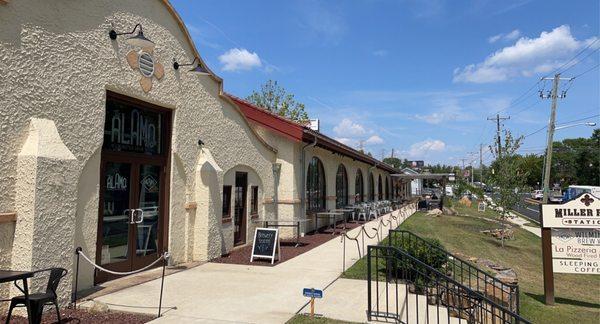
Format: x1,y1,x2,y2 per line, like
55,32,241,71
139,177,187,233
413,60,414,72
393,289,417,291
0,268,66,324
216,200,407,267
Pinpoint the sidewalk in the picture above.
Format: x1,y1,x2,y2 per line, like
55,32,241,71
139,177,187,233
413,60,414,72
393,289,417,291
85,206,416,323
304,278,460,324
483,195,541,237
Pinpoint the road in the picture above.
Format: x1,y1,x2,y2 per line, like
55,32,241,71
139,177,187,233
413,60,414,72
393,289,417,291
513,194,541,223
490,192,541,223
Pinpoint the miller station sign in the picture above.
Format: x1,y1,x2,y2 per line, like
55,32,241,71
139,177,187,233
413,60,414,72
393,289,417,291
542,193,600,275
542,193,600,228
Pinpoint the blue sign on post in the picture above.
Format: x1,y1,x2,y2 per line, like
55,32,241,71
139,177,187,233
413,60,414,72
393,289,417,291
303,288,323,299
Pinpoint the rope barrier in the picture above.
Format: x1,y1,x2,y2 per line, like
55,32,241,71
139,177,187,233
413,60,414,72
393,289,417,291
73,248,170,318
77,250,169,276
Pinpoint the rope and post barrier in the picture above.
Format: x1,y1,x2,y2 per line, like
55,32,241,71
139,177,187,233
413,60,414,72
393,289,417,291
72,247,171,318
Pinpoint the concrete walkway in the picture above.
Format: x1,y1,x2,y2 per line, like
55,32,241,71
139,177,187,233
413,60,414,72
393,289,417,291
303,278,460,324
483,195,541,237
86,206,416,323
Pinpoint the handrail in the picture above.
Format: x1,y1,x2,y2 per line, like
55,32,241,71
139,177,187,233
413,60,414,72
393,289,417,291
388,229,520,314
367,245,530,323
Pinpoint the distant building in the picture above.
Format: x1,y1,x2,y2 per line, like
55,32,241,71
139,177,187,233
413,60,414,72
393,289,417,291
402,168,423,196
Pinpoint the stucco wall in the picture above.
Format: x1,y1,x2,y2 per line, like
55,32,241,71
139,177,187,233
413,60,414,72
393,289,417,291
0,0,275,293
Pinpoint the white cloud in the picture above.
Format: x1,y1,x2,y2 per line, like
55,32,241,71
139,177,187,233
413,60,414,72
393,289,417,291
297,2,346,45
488,29,521,43
407,139,446,158
333,118,366,137
335,137,356,146
372,49,389,57
455,25,598,83
365,135,384,145
218,48,262,72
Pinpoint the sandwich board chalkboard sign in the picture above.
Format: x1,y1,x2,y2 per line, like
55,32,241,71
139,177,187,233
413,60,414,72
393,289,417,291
250,228,280,264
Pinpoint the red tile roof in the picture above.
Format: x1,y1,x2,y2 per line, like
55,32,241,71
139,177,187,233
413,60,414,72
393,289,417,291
226,93,399,173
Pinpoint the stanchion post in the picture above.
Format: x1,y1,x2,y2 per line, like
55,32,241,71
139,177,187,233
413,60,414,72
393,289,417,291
158,252,168,318
342,234,346,273
361,226,365,256
73,247,82,309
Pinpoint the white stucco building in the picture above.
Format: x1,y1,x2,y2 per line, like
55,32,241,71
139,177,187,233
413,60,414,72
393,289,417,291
0,0,409,304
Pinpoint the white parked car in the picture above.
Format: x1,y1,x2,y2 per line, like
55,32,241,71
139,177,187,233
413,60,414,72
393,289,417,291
531,190,543,200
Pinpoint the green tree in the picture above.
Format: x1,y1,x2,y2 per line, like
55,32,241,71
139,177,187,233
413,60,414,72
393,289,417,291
246,80,309,122
488,130,527,246
383,157,414,169
518,154,544,190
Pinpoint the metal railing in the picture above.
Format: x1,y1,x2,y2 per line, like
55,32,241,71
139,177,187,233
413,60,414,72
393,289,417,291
388,230,521,315
367,245,530,324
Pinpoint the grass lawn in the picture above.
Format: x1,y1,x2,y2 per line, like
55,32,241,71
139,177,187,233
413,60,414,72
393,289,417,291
342,202,600,323
286,315,358,323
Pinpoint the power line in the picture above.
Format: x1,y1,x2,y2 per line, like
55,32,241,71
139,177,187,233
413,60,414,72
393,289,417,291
559,46,600,74
553,38,599,75
572,63,600,79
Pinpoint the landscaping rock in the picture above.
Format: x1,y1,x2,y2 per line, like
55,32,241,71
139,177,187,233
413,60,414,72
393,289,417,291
458,196,472,207
427,208,443,216
88,300,109,313
495,269,518,285
442,207,457,215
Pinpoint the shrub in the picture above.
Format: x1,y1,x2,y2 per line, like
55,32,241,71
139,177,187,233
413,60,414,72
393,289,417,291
387,235,448,293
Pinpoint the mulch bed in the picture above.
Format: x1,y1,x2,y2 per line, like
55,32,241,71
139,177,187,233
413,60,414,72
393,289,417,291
212,221,365,266
0,307,154,324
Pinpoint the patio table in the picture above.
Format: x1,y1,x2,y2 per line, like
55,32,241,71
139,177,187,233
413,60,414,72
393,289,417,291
314,212,345,235
333,208,355,222
251,218,310,247
0,270,34,324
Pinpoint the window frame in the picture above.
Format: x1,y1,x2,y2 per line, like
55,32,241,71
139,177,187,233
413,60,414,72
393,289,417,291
306,157,326,213
335,164,348,208
250,185,259,216
222,185,232,219
355,169,364,203
378,175,383,200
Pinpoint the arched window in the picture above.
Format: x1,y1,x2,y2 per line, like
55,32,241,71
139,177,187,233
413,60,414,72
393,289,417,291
378,175,383,200
368,173,375,201
336,164,348,208
306,157,326,212
385,177,390,200
355,169,364,203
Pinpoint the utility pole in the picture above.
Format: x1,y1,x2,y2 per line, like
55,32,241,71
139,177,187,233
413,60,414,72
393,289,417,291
460,158,468,181
467,152,477,185
391,148,395,158
479,144,484,184
539,73,573,305
487,114,510,157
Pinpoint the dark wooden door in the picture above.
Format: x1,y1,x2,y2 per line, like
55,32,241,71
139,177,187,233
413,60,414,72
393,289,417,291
234,172,248,245
95,92,171,284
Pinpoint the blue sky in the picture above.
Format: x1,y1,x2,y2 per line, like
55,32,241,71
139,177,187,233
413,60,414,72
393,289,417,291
171,0,599,166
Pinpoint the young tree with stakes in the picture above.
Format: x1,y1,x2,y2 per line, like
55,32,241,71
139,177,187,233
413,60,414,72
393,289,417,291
488,130,528,247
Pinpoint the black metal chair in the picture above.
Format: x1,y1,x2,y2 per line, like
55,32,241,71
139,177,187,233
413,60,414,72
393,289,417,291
5,267,67,324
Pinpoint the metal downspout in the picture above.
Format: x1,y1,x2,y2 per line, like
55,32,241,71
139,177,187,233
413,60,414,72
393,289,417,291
300,135,318,221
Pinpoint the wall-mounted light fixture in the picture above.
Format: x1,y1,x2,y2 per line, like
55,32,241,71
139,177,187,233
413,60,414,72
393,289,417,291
197,139,205,147
173,57,210,74
109,23,155,49
272,163,282,175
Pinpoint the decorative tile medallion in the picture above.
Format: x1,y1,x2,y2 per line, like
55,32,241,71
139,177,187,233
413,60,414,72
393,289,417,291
126,47,164,93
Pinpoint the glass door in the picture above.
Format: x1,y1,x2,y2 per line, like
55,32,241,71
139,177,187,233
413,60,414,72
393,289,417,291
96,92,170,284
99,162,133,272
233,172,248,245
133,164,162,266
96,160,165,283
